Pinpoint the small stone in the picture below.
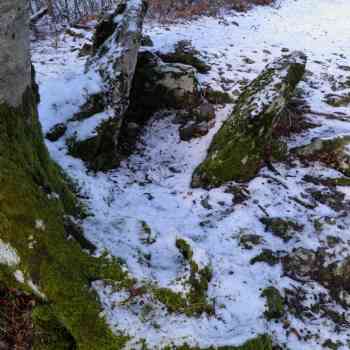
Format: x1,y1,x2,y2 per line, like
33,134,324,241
46,123,67,142
179,122,209,141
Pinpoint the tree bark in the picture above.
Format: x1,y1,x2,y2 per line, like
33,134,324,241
0,0,31,107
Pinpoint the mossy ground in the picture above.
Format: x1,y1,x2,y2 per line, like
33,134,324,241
0,86,131,349
162,335,273,350
151,239,213,317
262,287,285,320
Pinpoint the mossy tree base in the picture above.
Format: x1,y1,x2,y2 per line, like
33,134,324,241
0,83,129,349
192,52,307,188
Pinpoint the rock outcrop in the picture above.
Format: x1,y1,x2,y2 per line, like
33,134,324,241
68,0,148,171
192,52,307,188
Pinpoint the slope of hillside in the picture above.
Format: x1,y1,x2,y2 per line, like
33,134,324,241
32,0,350,348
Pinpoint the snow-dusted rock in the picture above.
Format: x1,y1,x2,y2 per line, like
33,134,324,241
293,135,350,177
70,0,148,171
131,50,202,110
192,52,307,188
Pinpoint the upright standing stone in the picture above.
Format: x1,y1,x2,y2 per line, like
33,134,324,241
192,52,307,188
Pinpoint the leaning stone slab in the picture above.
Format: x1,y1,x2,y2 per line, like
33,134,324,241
192,52,307,188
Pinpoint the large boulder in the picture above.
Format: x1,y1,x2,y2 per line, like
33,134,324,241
129,50,201,112
68,0,148,171
192,52,307,188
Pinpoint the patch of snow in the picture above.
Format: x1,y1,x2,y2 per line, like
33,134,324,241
0,239,20,267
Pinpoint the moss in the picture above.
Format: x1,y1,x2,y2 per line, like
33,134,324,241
0,87,129,349
322,339,342,350
262,287,285,320
176,239,194,261
159,41,211,74
260,217,303,242
204,88,234,105
163,334,273,350
153,240,214,316
32,305,76,350
250,250,279,266
140,221,156,245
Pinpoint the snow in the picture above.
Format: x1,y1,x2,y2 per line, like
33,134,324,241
0,239,20,267
32,0,350,348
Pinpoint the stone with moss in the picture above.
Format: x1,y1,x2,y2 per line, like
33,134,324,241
204,88,234,105
46,123,67,142
192,52,307,188
70,0,148,171
159,40,211,74
293,136,350,177
260,217,303,242
250,250,280,266
239,233,263,249
324,93,350,108
262,287,285,320
176,238,194,261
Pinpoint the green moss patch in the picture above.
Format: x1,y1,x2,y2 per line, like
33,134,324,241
163,334,273,350
262,287,285,320
260,217,303,242
152,239,213,316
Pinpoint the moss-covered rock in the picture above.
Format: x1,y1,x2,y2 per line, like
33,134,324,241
324,93,350,108
260,217,303,242
67,116,123,171
0,85,130,349
293,136,350,177
192,52,307,188
158,40,211,74
250,250,280,266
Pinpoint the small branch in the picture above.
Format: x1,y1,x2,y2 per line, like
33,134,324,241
30,7,48,25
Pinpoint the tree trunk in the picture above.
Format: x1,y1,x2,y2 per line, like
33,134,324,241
0,0,31,107
0,1,126,349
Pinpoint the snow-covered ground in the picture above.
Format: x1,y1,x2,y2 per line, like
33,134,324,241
32,0,350,348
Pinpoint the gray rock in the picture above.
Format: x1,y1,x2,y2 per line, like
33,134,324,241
69,0,148,170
